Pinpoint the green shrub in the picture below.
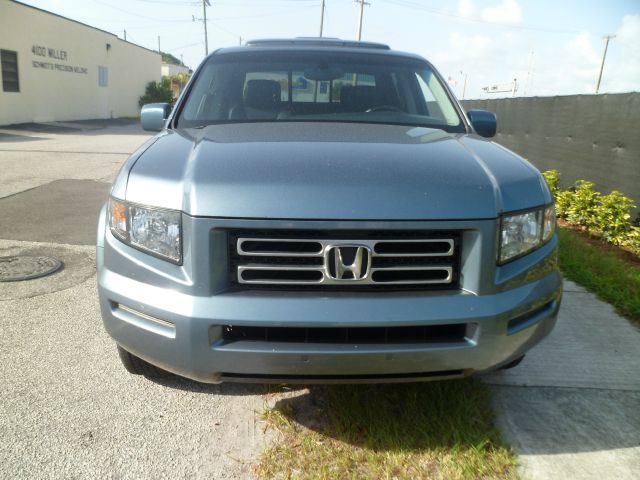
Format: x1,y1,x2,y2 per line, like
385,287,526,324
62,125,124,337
566,180,601,228
138,78,173,108
542,169,560,196
622,226,640,256
543,169,639,257
595,191,635,245
555,190,574,219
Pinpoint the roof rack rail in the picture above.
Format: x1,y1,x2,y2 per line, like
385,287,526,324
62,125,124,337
245,38,391,50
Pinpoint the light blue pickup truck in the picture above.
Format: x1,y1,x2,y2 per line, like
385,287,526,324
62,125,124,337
97,38,561,383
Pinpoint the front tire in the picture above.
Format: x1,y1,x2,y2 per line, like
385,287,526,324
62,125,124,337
117,345,170,377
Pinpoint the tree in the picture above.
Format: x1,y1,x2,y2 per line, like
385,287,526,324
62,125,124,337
138,77,173,107
161,51,181,66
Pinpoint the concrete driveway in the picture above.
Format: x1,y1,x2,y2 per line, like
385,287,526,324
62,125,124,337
0,122,273,479
1,121,638,479
483,280,640,479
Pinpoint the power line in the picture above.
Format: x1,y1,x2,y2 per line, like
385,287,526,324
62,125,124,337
129,0,200,5
209,5,320,20
208,19,243,42
379,0,605,36
90,0,193,22
165,40,204,52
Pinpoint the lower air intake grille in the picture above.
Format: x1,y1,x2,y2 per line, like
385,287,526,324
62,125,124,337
222,323,467,345
227,229,461,290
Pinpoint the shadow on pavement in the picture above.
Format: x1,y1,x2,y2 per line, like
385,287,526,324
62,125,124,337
267,379,640,456
267,379,507,452
0,179,111,245
491,385,640,455
0,132,50,143
147,374,307,396
1,118,146,136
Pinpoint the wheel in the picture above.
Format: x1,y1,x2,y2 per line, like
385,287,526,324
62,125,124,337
499,354,525,370
117,345,171,377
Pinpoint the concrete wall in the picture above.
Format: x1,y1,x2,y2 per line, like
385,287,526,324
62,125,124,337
0,1,161,125
462,93,640,208
161,63,190,76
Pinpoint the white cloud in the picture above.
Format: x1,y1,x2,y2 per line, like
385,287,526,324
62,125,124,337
431,13,640,99
431,30,529,98
567,32,600,65
481,0,523,25
606,14,640,93
457,0,477,17
617,14,640,54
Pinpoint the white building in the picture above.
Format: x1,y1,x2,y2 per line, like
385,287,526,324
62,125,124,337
0,0,161,125
161,63,190,77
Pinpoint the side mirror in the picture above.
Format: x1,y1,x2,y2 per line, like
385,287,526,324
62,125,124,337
467,110,497,138
140,103,172,131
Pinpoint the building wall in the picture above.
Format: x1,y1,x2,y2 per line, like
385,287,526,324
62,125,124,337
0,1,161,125
161,63,190,77
462,93,640,208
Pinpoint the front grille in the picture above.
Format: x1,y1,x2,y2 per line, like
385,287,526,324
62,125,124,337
222,323,467,345
227,229,461,290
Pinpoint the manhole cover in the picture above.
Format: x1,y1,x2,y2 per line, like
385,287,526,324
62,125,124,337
0,256,62,282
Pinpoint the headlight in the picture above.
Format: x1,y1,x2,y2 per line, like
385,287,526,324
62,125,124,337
109,198,182,264
499,205,555,264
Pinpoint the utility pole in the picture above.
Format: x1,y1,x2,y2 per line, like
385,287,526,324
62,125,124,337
191,0,211,56
319,0,326,37
595,35,615,94
193,1,211,56
157,35,161,53
524,50,534,96
460,71,468,100
203,0,210,56
356,0,369,41
123,29,127,41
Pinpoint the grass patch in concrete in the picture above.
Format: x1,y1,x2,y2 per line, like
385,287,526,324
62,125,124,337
558,227,640,324
258,380,517,479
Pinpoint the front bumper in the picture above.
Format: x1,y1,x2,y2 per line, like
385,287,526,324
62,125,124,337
97,209,562,384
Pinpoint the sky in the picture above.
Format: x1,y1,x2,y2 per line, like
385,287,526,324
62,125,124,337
17,0,640,99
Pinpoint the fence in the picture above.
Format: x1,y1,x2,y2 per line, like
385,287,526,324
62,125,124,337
462,93,640,211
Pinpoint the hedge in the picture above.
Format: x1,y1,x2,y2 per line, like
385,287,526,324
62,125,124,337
543,170,640,256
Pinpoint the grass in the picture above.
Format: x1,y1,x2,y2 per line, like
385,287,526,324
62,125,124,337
255,225,640,479
558,227,640,324
258,380,517,479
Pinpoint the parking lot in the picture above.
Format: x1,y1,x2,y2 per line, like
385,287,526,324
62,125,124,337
1,121,639,479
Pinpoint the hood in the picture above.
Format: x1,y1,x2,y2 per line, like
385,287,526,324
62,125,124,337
124,122,550,220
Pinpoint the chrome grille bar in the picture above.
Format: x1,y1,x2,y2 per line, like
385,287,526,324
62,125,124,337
238,238,454,257
234,236,457,287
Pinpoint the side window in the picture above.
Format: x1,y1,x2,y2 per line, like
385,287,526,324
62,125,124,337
415,74,436,102
1,50,20,93
244,71,288,101
415,72,459,125
98,66,108,87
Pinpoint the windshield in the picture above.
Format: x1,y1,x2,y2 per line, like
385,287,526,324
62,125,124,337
176,51,465,132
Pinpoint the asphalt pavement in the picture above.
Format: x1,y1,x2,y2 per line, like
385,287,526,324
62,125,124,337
0,122,274,479
1,121,638,479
